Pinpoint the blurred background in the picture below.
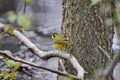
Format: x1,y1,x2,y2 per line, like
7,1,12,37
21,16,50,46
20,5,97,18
0,0,62,80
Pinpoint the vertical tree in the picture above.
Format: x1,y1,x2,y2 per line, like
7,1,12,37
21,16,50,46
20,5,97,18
60,0,114,79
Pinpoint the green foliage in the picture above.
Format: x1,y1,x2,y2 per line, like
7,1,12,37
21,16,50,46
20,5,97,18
115,1,120,37
17,14,31,30
0,33,3,40
6,25,15,34
5,60,22,70
6,60,16,67
6,11,31,30
14,62,22,70
5,0,32,30
10,72,17,79
24,0,32,5
0,59,22,80
1,71,9,80
6,11,17,23
1,70,18,80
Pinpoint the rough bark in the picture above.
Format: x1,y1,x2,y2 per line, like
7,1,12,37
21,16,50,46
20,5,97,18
60,0,114,79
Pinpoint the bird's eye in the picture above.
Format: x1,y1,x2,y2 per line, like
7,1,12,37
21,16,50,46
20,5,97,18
53,34,55,38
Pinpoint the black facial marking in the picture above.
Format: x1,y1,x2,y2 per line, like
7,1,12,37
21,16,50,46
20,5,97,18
53,34,55,38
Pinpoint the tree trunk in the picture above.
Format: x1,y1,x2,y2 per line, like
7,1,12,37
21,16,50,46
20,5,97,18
59,0,114,80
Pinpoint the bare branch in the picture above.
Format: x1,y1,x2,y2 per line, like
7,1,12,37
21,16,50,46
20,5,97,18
59,59,67,73
0,50,80,80
43,50,85,79
97,45,112,62
0,23,85,80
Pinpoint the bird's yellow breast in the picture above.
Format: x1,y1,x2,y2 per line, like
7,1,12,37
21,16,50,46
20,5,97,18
54,42,67,49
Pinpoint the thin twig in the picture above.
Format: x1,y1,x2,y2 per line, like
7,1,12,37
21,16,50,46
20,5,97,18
0,50,80,80
59,59,67,73
97,45,112,62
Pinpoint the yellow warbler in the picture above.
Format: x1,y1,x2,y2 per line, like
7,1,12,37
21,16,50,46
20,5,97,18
52,33,68,50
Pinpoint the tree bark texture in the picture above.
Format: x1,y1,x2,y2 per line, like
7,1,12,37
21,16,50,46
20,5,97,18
61,0,114,79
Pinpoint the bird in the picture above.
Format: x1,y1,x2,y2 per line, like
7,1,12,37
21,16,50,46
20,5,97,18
52,33,68,50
